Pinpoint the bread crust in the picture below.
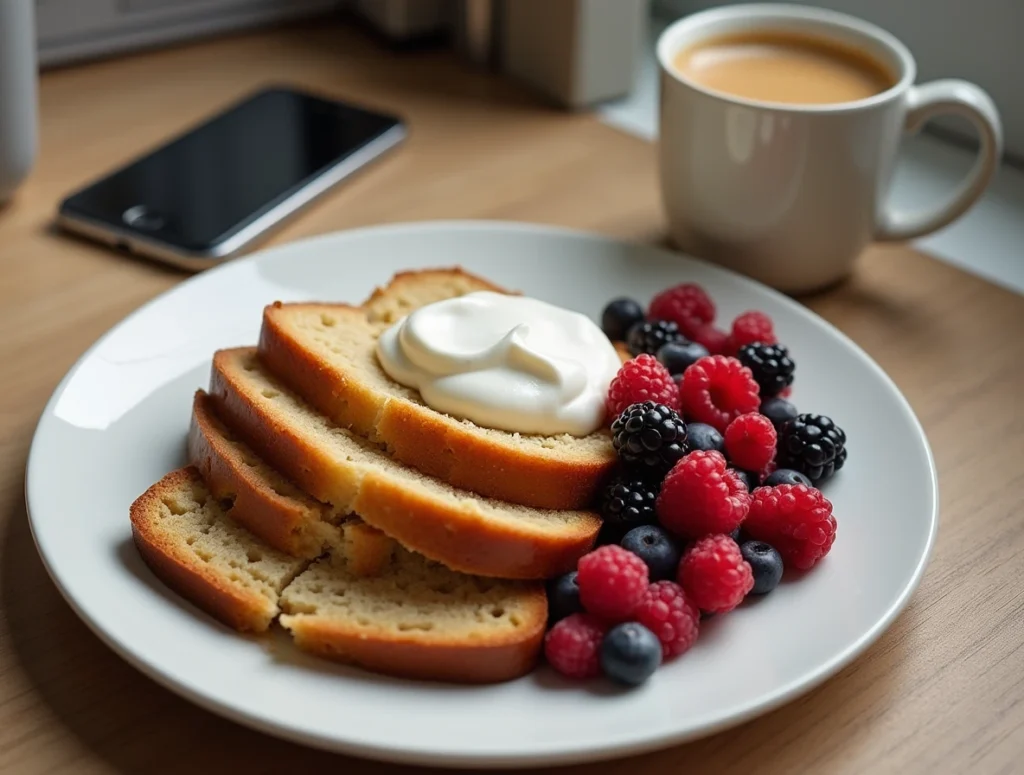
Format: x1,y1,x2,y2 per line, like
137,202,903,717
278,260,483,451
188,392,332,558
209,348,600,579
129,468,280,632
281,590,546,684
257,267,617,510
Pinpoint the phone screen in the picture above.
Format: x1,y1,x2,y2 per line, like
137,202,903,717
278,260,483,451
59,87,402,253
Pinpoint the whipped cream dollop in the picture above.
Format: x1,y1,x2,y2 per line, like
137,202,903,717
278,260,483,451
375,291,621,436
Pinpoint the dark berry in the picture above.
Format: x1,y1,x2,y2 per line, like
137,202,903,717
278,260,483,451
600,623,662,686
601,298,645,341
777,414,847,483
738,343,795,397
611,401,688,473
626,320,685,357
546,571,584,624
621,525,681,582
729,468,759,491
685,422,724,453
729,527,742,542
763,468,812,487
740,541,784,595
656,340,710,376
759,397,798,432
598,471,660,533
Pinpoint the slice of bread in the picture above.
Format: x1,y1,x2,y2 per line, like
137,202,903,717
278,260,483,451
129,468,310,632
280,549,546,684
209,347,601,579
130,469,546,682
188,390,341,559
257,268,617,510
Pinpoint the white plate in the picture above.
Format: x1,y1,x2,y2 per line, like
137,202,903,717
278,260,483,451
26,222,937,768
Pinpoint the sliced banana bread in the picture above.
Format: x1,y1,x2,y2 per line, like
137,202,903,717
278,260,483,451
281,548,546,684
129,468,310,632
209,347,601,579
257,268,617,510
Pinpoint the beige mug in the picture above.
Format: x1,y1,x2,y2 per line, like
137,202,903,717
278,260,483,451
657,4,1003,293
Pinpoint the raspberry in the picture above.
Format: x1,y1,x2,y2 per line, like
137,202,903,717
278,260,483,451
730,311,777,349
576,545,650,620
544,613,607,678
656,450,750,539
691,324,731,355
679,355,760,433
606,355,680,418
677,534,754,613
744,484,837,570
724,413,777,471
648,283,715,339
633,581,700,660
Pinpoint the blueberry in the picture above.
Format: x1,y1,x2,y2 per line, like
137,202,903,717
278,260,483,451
600,623,662,686
686,422,724,453
656,340,710,376
601,298,645,342
740,541,784,595
621,525,681,582
763,468,812,487
760,397,798,432
729,527,742,543
546,571,584,624
730,468,760,491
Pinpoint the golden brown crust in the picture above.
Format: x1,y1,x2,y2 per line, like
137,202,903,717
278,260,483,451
188,392,332,559
281,590,546,684
129,469,277,632
257,274,618,510
209,348,600,579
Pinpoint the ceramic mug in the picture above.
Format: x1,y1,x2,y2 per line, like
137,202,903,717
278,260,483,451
657,4,1003,293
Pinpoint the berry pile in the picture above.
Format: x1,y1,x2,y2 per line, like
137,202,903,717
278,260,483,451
542,282,850,687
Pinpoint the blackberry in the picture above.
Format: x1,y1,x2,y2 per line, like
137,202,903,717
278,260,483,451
611,401,688,473
598,470,660,533
777,413,847,483
760,397,798,432
738,343,795,397
626,319,685,357
601,298,645,341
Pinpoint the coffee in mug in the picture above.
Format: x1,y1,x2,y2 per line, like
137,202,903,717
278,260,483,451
672,32,894,105
657,5,1003,293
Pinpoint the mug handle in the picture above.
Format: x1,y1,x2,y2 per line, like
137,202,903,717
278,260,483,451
875,80,1003,241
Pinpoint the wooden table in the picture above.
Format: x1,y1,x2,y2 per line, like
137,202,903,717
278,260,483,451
1,21,1022,775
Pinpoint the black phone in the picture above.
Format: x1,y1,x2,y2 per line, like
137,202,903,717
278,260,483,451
57,86,405,271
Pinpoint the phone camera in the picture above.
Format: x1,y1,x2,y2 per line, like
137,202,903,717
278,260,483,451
122,205,166,231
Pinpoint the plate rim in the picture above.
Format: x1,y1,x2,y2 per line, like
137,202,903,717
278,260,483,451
24,220,940,768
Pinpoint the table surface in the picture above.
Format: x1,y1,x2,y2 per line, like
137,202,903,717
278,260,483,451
1,21,1022,775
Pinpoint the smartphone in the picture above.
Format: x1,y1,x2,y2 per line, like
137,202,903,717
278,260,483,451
57,86,405,271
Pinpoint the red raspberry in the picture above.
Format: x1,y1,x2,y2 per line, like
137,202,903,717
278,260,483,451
679,355,760,432
656,450,750,538
678,534,753,613
691,324,731,355
633,581,700,660
576,545,650,620
731,311,777,349
745,484,837,570
544,613,607,678
724,413,777,471
606,354,679,419
649,283,715,339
